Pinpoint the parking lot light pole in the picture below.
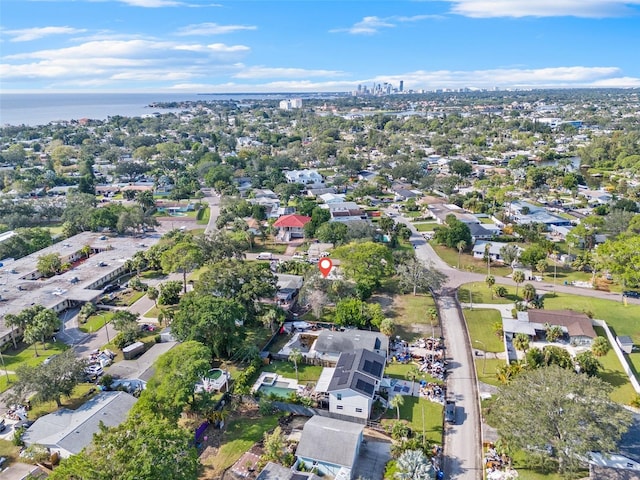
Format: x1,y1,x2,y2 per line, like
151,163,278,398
474,340,487,375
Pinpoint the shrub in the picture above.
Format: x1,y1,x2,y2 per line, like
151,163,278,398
494,286,508,297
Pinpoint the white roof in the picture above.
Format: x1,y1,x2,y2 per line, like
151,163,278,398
315,367,335,393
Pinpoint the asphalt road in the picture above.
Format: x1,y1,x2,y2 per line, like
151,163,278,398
399,214,483,480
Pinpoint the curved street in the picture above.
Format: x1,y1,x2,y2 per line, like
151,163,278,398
396,211,639,480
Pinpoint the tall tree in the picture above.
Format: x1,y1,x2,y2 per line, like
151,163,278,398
490,366,631,475
499,244,520,270
397,257,447,296
288,348,303,382
389,394,404,420
512,270,525,297
171,293,245,360
196,260,276,321
332,241,394,298
49,417,200,480
160,240,204,293
13,350,86,407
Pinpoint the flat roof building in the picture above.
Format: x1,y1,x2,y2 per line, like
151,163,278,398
0,231,161,347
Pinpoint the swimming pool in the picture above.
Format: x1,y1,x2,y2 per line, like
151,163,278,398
257,381,296,398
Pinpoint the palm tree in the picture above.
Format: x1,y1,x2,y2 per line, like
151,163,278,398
389,394,404,420
261,308,281,334
485,275,495,298
513,333,530,363
522,283,537,303
512,270,525,297
456,240,467,269
591,336,611,357
288,348,303,381
484,242,493,275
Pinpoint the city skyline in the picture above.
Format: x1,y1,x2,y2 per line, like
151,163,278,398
1,0,640,93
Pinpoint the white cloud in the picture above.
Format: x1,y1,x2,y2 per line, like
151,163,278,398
445,0,640,18
331,14,441,35
175,22,257,36
233,66,345,79
206,43,250,53
592,76,640,87
3,26,88,42
117,0,183,7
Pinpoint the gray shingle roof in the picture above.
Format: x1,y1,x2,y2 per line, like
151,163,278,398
22,391,136,456
312,330,388,357
296,416,364,468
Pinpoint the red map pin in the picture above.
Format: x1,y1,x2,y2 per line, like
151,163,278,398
318,258,333,278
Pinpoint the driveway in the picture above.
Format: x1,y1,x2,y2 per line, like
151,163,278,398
352,437,392,480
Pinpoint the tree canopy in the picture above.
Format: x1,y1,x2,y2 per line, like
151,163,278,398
489,365,631,474
171,293,246,360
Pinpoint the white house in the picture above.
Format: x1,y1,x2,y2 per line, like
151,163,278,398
295,416,364,479
284,169,323,186
321,349,386,420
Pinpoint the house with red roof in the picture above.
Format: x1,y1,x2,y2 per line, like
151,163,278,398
273,214,311,242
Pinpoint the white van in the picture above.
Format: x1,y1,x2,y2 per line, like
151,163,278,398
256,252,273,260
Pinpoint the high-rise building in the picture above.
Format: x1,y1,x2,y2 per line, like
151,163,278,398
399,80,404,92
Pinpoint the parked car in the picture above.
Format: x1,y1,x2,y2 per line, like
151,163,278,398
256,252,273,260
85,365,104,379
623,290,640,298
445,400,456,424
103,284,120,294
292,253,305,260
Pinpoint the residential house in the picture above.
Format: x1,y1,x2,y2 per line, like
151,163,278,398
22,391,137,458
295,416,364,479
250,189,281,218
285,169,324,186
275,273,304,310
506,200,572,229
472,241,519,263
589,414,640,480
318,192,346,204
503,310,597,346
320,202,367,223
273,214,312,241
429,204,479,225
307,187,336,198
320,349,386,420
308,329,389,365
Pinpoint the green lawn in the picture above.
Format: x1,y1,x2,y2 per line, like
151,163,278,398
431,244,511,277
0,440,21,469
475,358,506,387
2,340,69,371
80,311,114,334
458,282,521,305
262,360,323,383
196,207,211,225
29,383,99,420
377,293,438,342
248,240,288,254
205,414,280,474
381,396,443,444
142,305,176,319
112,290,145,307
413,222,437,232
464,309,505,353
593,327,636,405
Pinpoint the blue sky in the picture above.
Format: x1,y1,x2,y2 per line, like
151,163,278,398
1,0,640,93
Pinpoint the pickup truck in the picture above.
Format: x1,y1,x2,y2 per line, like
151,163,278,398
445,400,456,424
